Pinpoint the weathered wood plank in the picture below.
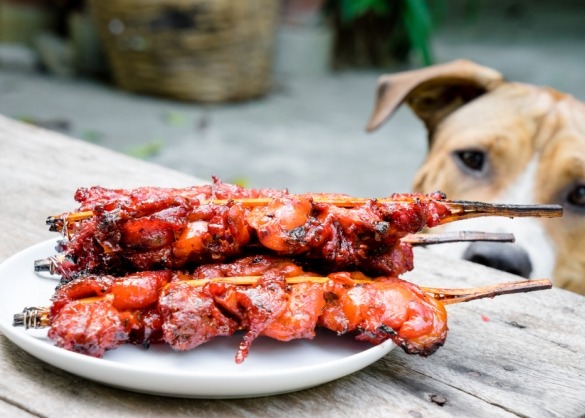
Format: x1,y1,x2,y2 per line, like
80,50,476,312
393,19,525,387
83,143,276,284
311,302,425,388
0,400,36,418
403,250,585,418
0,335,520,418
1,115,584,418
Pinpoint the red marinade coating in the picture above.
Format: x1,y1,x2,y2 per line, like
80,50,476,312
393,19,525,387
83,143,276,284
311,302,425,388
49,271,171,353
110,270,171,311
171,203,252,266
45,263,450,361
159,272,290,363
188,254,307,280
158,282,239,351
74,177,287,211
228,273,288,364
318,277,447,356
56,186,452,280
261,282,326,341
51,274,114,317
48,299,131,357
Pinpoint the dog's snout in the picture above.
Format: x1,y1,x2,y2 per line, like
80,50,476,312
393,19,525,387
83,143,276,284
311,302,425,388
463,242,533,278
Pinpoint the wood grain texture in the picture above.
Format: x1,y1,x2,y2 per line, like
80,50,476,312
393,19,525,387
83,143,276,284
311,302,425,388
1,115,584,418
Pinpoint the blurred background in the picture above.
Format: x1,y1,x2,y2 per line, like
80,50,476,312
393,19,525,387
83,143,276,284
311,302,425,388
1,0,584,196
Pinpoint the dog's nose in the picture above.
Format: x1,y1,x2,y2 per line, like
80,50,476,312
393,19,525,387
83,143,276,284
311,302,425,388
462,242,533,278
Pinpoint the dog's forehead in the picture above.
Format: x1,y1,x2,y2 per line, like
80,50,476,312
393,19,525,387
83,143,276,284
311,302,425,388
537,119,585,203
548,96,585,140
435,83,585,150
532,92,585,181
442,84,548,131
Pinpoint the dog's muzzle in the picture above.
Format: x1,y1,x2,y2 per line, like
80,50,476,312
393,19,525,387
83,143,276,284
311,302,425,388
463,242,533,278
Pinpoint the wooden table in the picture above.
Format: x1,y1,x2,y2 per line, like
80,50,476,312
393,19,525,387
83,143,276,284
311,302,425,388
1,114,584,418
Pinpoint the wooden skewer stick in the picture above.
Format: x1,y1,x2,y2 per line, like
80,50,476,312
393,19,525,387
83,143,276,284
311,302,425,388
403,231,515,246
34,256,64,275
196,198,564,221
150,276,554,302
422,278,552,305
47,211,93,232
45,197,563,234
32,231,516,274
44,198,388,229
13,276,552,330
13,306,50,328
443,201,562,223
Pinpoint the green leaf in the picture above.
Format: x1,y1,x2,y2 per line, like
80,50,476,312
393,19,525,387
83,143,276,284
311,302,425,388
80,129,104,143
402,0,434,65
125,140,164,159
162,110,187,127
15,115,36,124
230,177,250,188
339,0,390,23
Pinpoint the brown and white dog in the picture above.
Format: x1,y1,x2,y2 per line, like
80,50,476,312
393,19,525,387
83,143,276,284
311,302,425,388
367,59,585,294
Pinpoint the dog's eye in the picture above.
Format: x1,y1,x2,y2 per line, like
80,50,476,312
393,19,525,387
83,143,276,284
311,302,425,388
567,184,585,208
455,150,485,172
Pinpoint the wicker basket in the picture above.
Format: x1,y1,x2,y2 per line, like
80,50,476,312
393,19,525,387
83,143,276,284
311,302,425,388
88,0,278,102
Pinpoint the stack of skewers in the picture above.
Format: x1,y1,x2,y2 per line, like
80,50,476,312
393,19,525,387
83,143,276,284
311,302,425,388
13,178,562,363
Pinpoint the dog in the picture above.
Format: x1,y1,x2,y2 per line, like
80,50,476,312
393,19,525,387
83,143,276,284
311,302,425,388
366,59,585,295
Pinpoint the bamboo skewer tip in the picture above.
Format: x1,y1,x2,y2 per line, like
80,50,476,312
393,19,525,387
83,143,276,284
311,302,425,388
425,278,553,305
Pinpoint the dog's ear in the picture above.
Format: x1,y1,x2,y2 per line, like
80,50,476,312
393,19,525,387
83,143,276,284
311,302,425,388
366,59,504,134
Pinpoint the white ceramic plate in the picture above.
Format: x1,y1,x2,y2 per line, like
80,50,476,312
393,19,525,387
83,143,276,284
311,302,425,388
0,239,395,398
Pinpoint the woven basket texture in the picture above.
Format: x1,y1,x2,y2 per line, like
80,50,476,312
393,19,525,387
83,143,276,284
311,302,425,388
89,0,278,102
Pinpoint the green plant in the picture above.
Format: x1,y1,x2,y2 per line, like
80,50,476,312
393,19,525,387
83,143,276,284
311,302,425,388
125,139,164,159
335,0,434,66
